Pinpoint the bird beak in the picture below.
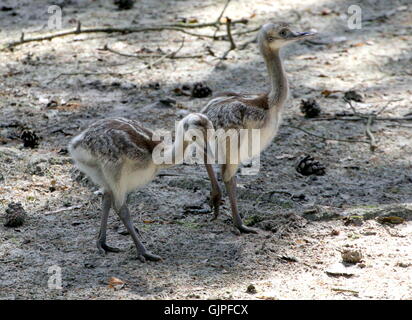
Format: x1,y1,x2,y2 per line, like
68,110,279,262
291,31,317,40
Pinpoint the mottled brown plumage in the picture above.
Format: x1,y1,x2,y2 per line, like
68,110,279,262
201,22,316,233
69,114,213,262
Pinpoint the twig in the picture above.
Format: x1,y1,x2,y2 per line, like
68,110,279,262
331,288,359,295
286,125,370,145
220,17,237,60
365,115,377,152
48,39,188,84
144,38,186,69
100,43,202,59
344,98,359,116
0,19,249,51
47,71,129,85
213,0,232,38
43,204,83,215
311,115,412,122
375,99,401,116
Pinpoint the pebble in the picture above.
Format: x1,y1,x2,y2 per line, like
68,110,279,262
325,263,356,277
341,250,363,264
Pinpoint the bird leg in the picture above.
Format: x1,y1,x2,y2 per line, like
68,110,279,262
204,163,222,220
224,175,258,234
97,191,121,254
117,204,162,262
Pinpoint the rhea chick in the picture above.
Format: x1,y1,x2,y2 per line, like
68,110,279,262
202,22,315,233
69,114,213,261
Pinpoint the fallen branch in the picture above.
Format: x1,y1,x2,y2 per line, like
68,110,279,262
365,115,377,152
220,17,237,60
212,0,232,38
1,18,249,51
43,204,83,215
100,43,203,59
286,125,370,145
47,71,129,84
312,116,412,122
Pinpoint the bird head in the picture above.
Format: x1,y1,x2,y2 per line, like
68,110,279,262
258,22,316,52
181,113,215,163
183,113,213,134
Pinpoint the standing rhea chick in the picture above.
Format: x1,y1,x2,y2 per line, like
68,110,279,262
69,113,213,262
202,22,316,233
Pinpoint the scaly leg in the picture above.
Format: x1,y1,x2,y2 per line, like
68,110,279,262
222,164,258,234
97,191,121,254
205,163,222,220
117,204,162,262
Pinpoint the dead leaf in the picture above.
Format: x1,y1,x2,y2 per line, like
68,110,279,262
351,42,365,47
321,89,341,97
321,8,331,15
108,277,125,290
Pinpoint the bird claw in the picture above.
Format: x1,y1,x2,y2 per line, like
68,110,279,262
97,242,121,255
209,192,222,220
138,251,162,262
237,224,258,234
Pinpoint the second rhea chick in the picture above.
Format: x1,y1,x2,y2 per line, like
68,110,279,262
69,114,213,262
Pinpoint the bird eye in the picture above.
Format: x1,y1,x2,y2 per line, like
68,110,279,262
279,29,288,37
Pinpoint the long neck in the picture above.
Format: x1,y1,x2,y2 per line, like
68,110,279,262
264,49,289,110
161,123,189,168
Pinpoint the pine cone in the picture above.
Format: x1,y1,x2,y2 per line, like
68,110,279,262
21,130,39,148
4,202,27,227
114,0,134,10
191,82,212,98
296,155,326,176
344,90,363,102
300,99,321,118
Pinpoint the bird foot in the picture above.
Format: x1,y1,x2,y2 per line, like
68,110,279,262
137,251,162,262
97,241,121,255
236,224,258,234
209,192,222,220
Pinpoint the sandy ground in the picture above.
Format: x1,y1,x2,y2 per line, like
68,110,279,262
0,0,411,299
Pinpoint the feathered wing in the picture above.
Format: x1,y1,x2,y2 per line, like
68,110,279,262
201,94,268,130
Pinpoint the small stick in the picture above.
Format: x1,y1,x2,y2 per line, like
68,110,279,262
287,125,370,145
331,288,359,294
101,43,202,59
144,38,185,69
213,0,232,38
311,116,412,122
0,19,249,51
221,17,236,60
344,98,359,116
365,115,377,152
47,71,129,84
43,204,83,215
